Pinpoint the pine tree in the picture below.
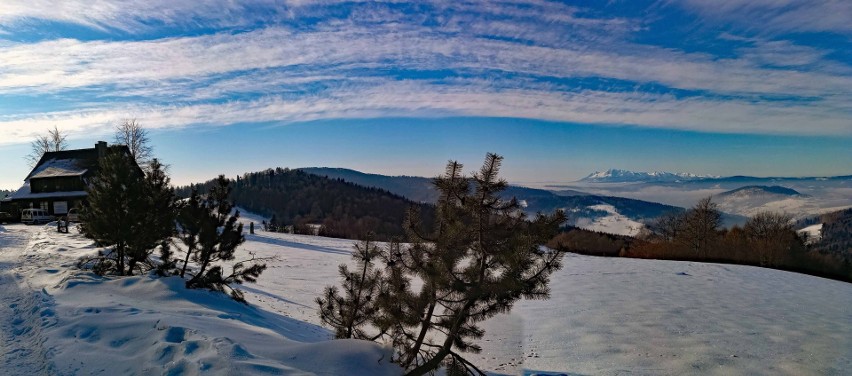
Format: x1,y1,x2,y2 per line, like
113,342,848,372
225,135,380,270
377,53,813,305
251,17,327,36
316,235,385,340
377,154,567,375
82,151,175,276
127,158,177,273
176,176,267,302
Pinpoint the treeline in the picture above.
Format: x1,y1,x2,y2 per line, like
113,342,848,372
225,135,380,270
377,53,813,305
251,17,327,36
626,198,851,282
545,199,852,282
176,168,435,240
547,227,633,257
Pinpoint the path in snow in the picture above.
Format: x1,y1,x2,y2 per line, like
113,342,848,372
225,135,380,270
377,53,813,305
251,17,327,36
0,225,54,375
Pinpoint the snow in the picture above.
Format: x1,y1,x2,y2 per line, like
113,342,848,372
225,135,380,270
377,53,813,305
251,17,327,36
571,204,644,237
0,223,399,375
2,212,851,375
478,255,852,375
27,158,88,180
797,223,823,244
581,169,718,183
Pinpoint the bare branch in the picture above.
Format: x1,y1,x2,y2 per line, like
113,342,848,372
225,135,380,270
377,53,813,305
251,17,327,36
114,118,153,168
26,125,68,168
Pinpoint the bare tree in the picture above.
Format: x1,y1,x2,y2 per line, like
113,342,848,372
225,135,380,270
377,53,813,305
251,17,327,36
647,210,686,241
114,119,153,168
26,125,68,167
678,196,722,258
745,211,794,266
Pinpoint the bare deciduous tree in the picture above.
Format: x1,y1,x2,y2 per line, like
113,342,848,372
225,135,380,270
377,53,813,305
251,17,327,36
647,210,686,241
26,125,68,167
745,211,794,266
678,196,722,258
114,119,153,168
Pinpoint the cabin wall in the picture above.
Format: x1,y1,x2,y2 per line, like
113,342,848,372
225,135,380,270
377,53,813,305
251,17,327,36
30,177,86,193
2,198,84,217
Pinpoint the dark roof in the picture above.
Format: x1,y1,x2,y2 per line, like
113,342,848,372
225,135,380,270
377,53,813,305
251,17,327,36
7,143,141,203
25,144,135,180
28,158,90,179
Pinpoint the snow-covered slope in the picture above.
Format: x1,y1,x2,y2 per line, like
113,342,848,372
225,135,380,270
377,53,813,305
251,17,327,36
569,204,644,237
3,218,851,375
0,223,399,375
797,223,823,244
580,169,717,183
478,254,852,375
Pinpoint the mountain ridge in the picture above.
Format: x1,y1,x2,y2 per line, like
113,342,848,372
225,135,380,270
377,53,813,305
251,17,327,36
575,169,852,184
580,169,719,183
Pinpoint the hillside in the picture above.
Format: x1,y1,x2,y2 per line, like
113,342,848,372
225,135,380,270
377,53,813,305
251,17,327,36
555,174,852,218
712,185,844,219
4,220,850,374
177,168,434,240
301,167,682,236
719,185,801,197
812,208,852,258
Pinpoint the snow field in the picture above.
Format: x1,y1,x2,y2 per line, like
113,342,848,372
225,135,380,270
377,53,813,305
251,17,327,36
569,204,643,237
2,211,851,375
235,211,852,375
0,223,398,375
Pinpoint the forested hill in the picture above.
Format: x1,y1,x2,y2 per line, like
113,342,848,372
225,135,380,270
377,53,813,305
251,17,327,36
813,208,852,259
176,168,435,240
300,167,682,222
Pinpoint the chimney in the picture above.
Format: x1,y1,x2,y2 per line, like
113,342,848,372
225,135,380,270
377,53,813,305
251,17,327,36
96,141,108,157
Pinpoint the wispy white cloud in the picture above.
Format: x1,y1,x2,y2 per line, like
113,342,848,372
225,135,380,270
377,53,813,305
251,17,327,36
1,79,849,147
1,23,849,96
672,0,852,35
0,0,297,33
0,0,849,144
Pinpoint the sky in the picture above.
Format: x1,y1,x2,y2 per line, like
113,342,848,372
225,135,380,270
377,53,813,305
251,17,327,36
0,0,850,189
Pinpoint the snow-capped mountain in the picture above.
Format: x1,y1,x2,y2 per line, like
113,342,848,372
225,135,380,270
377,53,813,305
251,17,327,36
579,169,718,183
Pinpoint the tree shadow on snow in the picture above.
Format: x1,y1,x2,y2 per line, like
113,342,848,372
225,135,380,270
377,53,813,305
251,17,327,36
523,371,591,376
236,283,313,309
246,234,352,256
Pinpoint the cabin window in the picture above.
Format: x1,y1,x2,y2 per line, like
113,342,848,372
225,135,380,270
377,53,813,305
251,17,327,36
39,202,49,211
54,201,68,215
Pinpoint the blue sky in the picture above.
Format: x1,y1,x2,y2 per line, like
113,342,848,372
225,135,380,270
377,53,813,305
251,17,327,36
0,0,850,189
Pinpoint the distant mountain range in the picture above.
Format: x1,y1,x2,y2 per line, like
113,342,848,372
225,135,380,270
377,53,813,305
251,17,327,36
300,167,682,236
576,169,852,185
580,169,718,183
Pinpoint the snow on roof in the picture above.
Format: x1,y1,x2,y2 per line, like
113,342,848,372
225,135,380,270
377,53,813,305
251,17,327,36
28,158,88,179
6,181,87,201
